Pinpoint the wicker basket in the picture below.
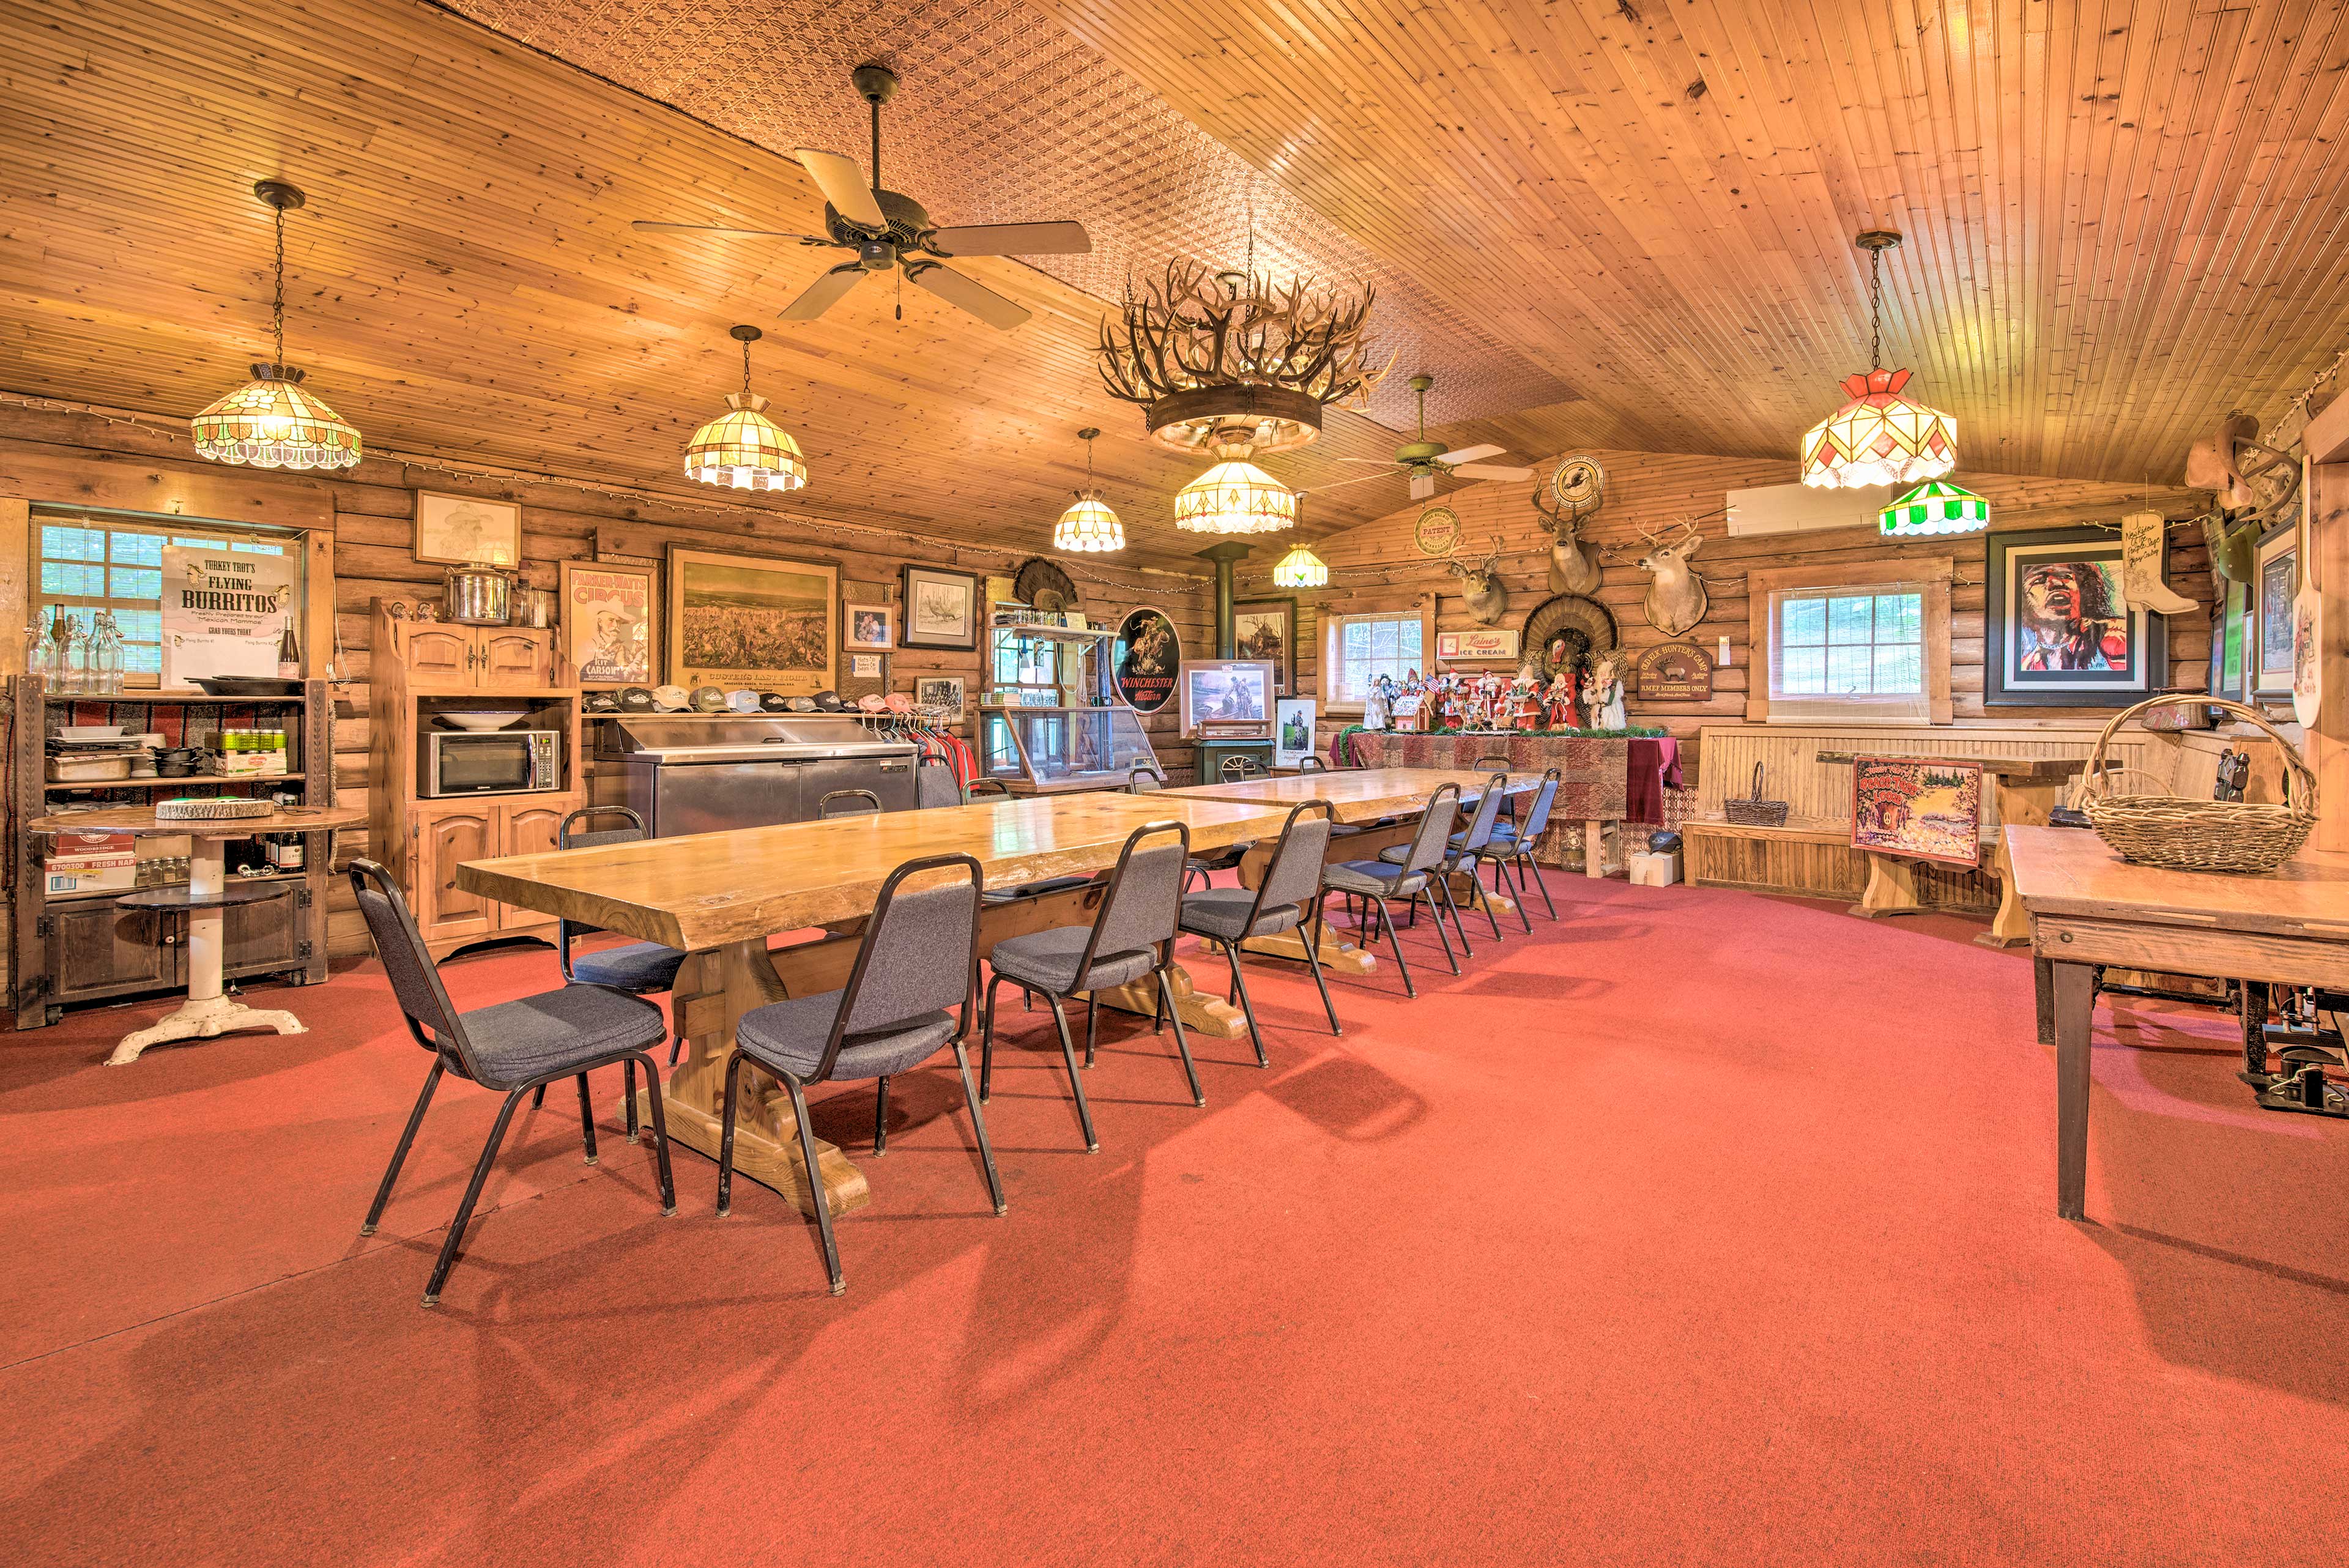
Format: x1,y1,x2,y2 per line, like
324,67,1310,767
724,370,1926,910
2080,696,2318,875
1723,761,1790,827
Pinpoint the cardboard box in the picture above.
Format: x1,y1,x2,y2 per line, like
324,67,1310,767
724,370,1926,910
46,854,137,897
1627,851,1680,888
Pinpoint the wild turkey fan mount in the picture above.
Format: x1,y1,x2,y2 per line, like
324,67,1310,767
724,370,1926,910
633,65,1091,332
1014,557,1081,614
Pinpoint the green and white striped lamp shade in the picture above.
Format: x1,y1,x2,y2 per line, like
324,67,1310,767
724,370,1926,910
1879,478,1989,537
1271,544,1329,588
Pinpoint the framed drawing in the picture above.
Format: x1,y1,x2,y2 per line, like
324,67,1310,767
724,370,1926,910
1113,608,1181,712
559,560,658,689
1178,659,1274,737
2254,521,2298,696
915,676,965,715
413,491,521,567
663,545,837,696
1274,697,1318,768
844,603,897,652
1233,596,1297,694
1849,756,1984,869
1984,526,2165,706
901,564,980,651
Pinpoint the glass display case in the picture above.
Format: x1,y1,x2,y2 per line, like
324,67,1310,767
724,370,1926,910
978,705,1161,793
984,621,1111,708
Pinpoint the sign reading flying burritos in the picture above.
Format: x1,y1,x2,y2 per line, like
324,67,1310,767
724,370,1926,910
161,544,297,689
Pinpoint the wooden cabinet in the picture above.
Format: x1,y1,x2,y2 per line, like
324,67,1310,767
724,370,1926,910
403,626,475,682
407,795,580,948
478,630,556,689
47,901,179,1005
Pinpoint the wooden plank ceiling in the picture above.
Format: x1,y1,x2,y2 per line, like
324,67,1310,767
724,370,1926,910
1026,0,2349,483
0,0,1439,569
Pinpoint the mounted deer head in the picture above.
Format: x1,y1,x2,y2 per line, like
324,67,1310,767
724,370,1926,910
1534,484,1603,596
1445,538,1510,626
1632,520,1709,637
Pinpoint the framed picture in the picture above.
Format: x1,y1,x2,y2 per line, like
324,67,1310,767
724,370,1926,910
1274,697,1318,768
1178,659,1274,737
1984,526,2166,706
558,560,657,689
1436,628,1521,663
845,603,897,652
915,675,966,715
1113,608,1181,712
2254,521,2298,696
1233,596,1297,694
1849,756,1984,869
664,545,837,696
901,564,980,651
413,491,521,567
848,653,883,679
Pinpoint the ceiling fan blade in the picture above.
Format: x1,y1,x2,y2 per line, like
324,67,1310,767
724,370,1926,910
793,148,886,229
905,262,1031,331
926,221,1093,257
632,221,826,243
1451,463,1534,481
1311,467,1408,494
779,264,867,322
1434,443,1505,466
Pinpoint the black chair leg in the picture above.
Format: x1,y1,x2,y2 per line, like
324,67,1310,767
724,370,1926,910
1496,854,1532,932
872,1076,890,1155
1045,994,1099,1153
668,1029,685,1068
979,972,1001,1102
1222,942,1269,1068
716,1051,749,1217
951,1041,1008,1215
362,1057,445,1236
631,1052,675,1214
531,1083,546,1109
1375,896,1416,999
422,1085,526,1308
1417,887,1460,975
1521,850,1557,919
1471,868,1504,941
1301,914,1341,1036
1435,873,1475,959
622,1057,640,1142
1154,969,1170,1035
1157,965,1204,1107
782,1074,844,1295
1083,994,1098,1069
575,1072,599,1165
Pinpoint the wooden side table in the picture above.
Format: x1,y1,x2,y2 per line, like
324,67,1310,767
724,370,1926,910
26,804,366,1065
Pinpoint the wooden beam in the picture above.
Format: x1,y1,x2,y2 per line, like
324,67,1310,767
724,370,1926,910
2310,453,2349,853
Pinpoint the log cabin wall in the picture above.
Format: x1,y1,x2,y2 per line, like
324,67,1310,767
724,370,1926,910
1285,447,2217,779
0,403,1213,972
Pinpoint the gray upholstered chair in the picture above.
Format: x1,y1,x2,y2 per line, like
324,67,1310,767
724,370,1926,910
555,805,688,1072
1322,781,1464,998
915,755,963,809
1130,767,1214,891
1382,771,1510,944
1176,800,1341,1061
347,859,675,1308
1476,767,1561,922
717,852,996,1296
981,819,1201,1151
818,788,883,818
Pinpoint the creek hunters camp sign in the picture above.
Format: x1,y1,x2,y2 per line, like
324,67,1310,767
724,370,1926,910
161,544,298,688
1113,608,1181,713
1634,641,1715,700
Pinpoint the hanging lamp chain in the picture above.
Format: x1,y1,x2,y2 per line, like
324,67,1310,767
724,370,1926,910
1868,241,1882,372
272,198,286,367
741,334,752,398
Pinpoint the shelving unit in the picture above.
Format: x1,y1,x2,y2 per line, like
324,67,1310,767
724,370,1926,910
9,674,336,1030
976,620,1161,792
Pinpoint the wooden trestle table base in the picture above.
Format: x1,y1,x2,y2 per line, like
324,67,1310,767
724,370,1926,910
1159,768,1541,976
2007,827,2349,1221
456,793,1283,1221
26,804,365,1066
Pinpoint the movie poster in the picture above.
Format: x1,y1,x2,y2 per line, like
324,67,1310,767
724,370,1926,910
160,544,298,689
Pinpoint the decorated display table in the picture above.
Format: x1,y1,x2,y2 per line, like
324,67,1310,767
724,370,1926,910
1341,732,1684,876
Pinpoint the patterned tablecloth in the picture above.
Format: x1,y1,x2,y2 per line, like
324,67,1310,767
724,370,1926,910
1342,732,1684,825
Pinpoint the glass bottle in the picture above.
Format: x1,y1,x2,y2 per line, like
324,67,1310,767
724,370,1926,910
276,622,301,679
91,610,124,696
58,614,87,695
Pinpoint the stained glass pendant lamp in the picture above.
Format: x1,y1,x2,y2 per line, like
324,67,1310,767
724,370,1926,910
1879,478,1989,537
685,325,807,491
1052,428,1125,552
1799,231,1957,489
1270,493,1329,586
1174,432,1296,534
190,181,363,470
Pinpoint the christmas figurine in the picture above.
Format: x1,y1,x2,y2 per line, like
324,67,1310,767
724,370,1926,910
1583,652,1627,731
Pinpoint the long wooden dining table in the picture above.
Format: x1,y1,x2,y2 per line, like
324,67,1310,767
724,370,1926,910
456,792,1283,1221
1159,768,1542,976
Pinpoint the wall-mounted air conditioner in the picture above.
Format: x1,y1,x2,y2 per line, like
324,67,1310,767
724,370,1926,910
1725,483,1883,537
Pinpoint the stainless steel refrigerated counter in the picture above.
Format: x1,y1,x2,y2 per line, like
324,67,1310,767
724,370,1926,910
608,714,917,837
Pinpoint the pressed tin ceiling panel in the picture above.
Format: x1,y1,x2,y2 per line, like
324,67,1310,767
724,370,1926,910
445,0,1574,434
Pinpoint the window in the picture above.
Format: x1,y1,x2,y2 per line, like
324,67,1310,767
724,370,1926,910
1746,559,1953,725
1326,612,1425,707
34,513,294,685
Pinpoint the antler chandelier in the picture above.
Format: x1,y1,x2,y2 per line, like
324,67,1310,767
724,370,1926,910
1097,257,1388,456
1800,231,1957,489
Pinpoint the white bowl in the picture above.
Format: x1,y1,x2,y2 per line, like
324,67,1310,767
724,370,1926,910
437,713,525,732
58,725,125,741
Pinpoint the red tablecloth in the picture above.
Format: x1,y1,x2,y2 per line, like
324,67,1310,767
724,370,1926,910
1342,732,1683,825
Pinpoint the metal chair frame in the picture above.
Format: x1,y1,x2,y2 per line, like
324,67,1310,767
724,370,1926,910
979,819,1203,1152
1491,767,1562,921
1332,782,1466,999
818,788,883,818
551,803,686,1083
347,858,676,1308
1178,800,1343,1062
716,852,999,1296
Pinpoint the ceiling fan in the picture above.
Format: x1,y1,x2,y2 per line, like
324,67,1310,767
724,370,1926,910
632,64,1091,332
1324,373,1535,499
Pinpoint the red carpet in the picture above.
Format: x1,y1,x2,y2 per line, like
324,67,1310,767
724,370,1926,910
3,874,2346,1566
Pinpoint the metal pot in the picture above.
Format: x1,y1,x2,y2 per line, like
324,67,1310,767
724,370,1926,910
443,562,514,626
511,582,553,630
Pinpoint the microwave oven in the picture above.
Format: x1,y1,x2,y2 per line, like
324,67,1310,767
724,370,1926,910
420,729,563,797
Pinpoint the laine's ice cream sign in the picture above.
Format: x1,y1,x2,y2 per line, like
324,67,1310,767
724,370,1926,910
162,545,297,688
